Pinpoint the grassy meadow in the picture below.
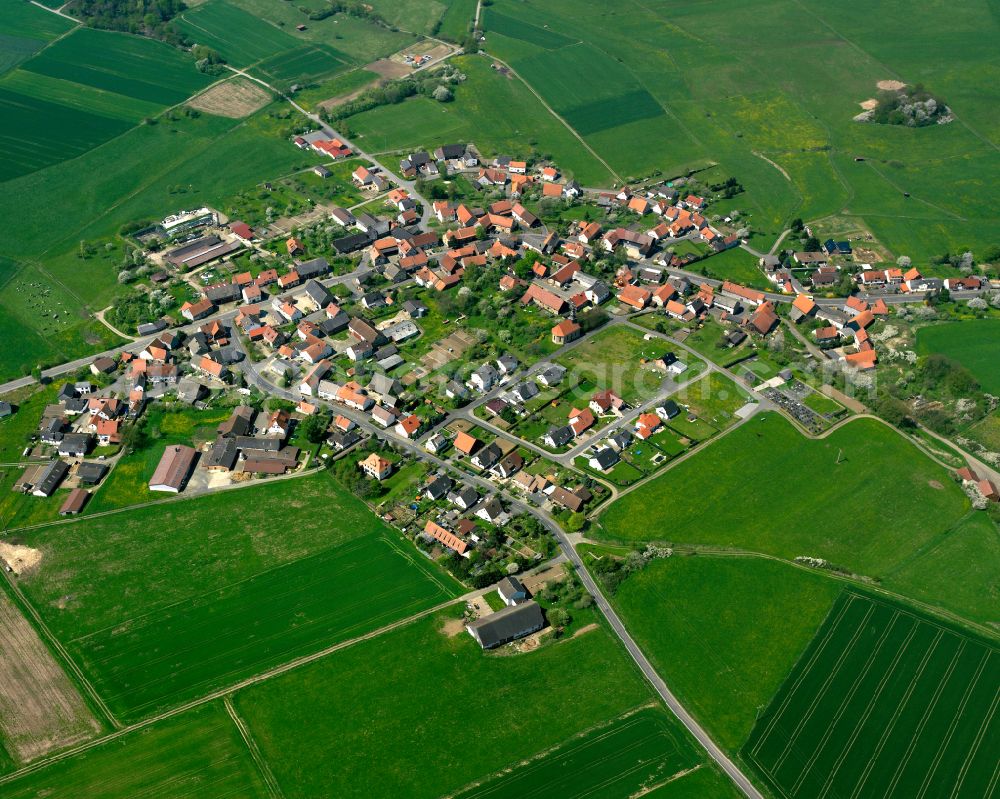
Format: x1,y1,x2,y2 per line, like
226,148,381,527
597,412,1000,628
483,0,1000,259
743,591,1000,799
0,105,319,382
916,319,1000,394
16,470,460,721
234,609,660,798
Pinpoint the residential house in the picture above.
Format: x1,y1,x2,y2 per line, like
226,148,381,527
359,452,392,480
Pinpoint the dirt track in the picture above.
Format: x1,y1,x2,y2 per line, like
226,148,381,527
0,593,99,762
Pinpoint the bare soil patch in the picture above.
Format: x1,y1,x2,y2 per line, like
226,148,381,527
0,542,42,575
0,593,100,762
859,98,878,110
440,617,465,637
318,83,377,112
877,79,906,91
521,563,567,594
367,59,412,80
928,479,944,490
188,78,271,119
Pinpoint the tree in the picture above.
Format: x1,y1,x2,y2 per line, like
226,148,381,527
432,85,453,102
300,409,332,443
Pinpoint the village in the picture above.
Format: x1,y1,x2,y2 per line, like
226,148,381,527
3,132,998,651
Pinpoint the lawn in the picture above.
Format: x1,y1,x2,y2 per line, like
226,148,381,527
16,470,460,721
451,706,738,799
555,325,683,405
292,68,379,112
673,372,751,431
0,381,58,462
483,0,1000,259
605,554,842,751
0,702,268,798
698,247,771,291
233,610,663,799
344,56,613,185
916,319,1000,394
743,591,1000,799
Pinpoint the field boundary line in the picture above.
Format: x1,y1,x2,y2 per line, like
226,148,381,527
478,53,622,185
873,635,962,799
747,594,856,757
443,703,658,798
0,597,459,787
794,612,917,795
224,696,285,799
916,648,991,799
0,568,118,729
948,670,1000,798
768,603,876,772
820,616,924,797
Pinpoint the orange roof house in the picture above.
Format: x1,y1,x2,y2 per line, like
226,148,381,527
617,284,651,310
454,431,480,455
286,237,304,256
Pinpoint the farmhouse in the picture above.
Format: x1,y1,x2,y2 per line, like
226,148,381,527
466,601,544,649
150,445,197,492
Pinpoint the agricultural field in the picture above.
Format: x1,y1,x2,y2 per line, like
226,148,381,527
0,702,269,798
437,0,477,43
344,56,614,185
234,608,683,799
452,706,741,799
176,0,412,72
598,413,999,626
365,0,447,36
743,591,1000,799
14,470,460,721
0,589,100,768
604,554,842,752
173,0,303,66
1,24,213,180
483,0,1000,260
916,319,1000,394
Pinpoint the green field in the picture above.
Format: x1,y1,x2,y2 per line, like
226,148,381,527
2,24,211,181
600,414,969,573
452,707,738,799
743,591,1000,799
254,43,347,86
17,470,459,721
174,0,302,66
598,412,1000,627
484,0,1000,259
345,56,613,185
607,555,842,752
437,0,477,42
916,319,1000,394
21,27,210,105
234,610,660,799
0,702,268,798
